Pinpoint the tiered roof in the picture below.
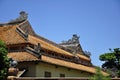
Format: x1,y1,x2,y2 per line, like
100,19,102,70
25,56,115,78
8,52,39,62
0,11,108,76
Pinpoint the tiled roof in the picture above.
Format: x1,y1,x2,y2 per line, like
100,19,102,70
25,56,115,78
0,22,91,61
42,55,109,76
0,18,108,76
0,21,92,62
0,25,26,45
28,35,74,57
77,54,90,61
7,52,108,75
7,52,40,62
28,34,91,61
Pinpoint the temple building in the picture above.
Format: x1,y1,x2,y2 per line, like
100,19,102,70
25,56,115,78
0,11,108,78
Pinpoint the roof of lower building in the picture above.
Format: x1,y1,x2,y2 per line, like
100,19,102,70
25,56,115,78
42,55,108,76
7,52,40,62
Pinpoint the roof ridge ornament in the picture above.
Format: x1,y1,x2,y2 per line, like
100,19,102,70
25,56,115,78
8,11,28,24
25,44,41,58
0,11,28,26
61,34,80,45
60,34,84,55
34,43,41,53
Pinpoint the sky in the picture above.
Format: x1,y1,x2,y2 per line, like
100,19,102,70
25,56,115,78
0,0,120,66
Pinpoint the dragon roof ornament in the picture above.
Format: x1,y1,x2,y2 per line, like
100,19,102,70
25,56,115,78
61,34,80,45
8,11,28,24
0,11,28,26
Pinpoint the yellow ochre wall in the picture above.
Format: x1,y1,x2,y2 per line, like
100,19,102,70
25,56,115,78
36,62,92,77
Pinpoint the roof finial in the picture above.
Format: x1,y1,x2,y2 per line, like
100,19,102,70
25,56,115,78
8,11,28,24
0,11,28,26
61,34,80,45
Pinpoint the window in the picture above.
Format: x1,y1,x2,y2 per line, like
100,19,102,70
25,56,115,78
44,71,51,77
60,73,65,77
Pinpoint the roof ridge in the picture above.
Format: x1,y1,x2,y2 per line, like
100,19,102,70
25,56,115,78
17,20,28,27
34,34,65,50
0,19,27,27
28,35,73,56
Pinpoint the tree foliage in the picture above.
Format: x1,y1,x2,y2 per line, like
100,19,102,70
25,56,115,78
89,67,111,80
99,48,120,77
0,40,9,80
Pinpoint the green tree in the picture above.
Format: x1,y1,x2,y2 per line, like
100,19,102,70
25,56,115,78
0,40,9,80
99,48,120,77
90,67,111,80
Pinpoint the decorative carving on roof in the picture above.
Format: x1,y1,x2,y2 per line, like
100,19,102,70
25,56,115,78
26,45,41,58
60,34,83,54
61,34,80,45
0,11,28,26
34,43,41,53
84,51,91,57
8,11,28,24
